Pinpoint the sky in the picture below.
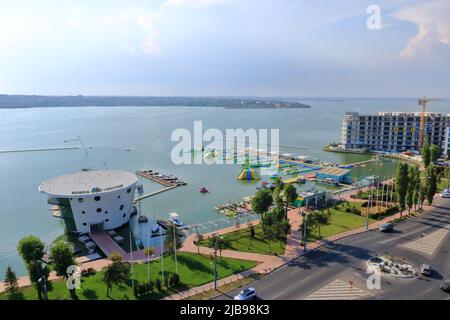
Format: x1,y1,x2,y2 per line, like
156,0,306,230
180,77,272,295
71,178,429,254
0,0,449,97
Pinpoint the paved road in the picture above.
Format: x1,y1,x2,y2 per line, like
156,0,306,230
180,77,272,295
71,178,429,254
214,197,450,300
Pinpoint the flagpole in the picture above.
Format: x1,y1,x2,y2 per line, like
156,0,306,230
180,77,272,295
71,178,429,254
130,231,134,290
147,230,150,282
173,222,178,274
160,229,164,281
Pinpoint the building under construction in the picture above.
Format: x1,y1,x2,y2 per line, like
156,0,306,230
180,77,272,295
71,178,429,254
341,111,449,154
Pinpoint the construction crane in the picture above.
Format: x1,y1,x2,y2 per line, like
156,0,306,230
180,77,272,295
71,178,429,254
418,97,441,150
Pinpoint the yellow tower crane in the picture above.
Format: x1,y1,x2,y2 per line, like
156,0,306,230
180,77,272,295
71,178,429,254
418,96,441,151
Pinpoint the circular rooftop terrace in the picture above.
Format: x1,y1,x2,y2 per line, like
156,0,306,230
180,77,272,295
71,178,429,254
39,170,137,197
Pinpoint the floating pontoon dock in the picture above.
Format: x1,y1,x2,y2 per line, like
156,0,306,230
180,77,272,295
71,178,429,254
136,170,187,187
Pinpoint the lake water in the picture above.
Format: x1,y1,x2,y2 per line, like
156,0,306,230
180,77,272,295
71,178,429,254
1,97,448,277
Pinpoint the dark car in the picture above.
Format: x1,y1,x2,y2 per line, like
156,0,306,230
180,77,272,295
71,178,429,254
440,279,450,293
379,223,394,232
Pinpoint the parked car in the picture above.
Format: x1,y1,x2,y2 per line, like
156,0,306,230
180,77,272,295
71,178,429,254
379,223,394,232
420,264,432,276
442,188,450,198
234,287,257,300
440,279,450,293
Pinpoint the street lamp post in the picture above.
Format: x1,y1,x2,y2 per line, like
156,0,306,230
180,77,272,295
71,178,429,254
213,234,222,290
303,212,307,252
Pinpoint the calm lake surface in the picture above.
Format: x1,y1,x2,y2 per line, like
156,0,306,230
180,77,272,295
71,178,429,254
1,98,448,277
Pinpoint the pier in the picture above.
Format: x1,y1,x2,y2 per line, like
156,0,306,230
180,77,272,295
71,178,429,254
134,185,177,201
340,157,378,167
136,170,186,187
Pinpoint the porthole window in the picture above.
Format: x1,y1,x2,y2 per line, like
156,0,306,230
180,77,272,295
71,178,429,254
82,211,86,214
96,208,102,213
78,198,84,203
117,195,121,199
105,219,109,223
119,205,124,211
123,213,126,218
94,196,101,201
105,211,108,214
127,188,131,194
82,223,87,226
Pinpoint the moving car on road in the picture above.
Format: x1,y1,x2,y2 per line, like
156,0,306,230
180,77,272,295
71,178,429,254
420,264,432,276
440,279,450,293
379,223,394,232
234,287,257,300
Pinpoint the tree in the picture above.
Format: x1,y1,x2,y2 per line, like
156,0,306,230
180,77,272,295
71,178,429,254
425,164,438,205
308,211,330,238
164,223,182,253
430,144,441,163
17,235,45,264
17,235,48,300
103,255,130,296
206,236,228,259
422,139,431,168
4,266,23,300
406,166,418,214
261,207,290,254
273,186,284,208
395,163,409,218
50,241,77,299
251,189,273,219
194,233,204,255
283,184,298,218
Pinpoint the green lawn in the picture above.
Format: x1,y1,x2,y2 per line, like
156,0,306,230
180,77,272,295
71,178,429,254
199,225,286,256
306,205,376,242
0,252,256,300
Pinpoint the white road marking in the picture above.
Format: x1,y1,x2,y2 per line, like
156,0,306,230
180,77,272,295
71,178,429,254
304,279,370,300
402,225,448,255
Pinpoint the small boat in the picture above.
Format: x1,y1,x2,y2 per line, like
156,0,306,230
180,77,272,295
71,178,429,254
138,215,148,223
199,186,209,193
151,223,160,234
169,212,184,227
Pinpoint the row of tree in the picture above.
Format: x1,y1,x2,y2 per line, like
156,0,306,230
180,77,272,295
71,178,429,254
395,162,440,218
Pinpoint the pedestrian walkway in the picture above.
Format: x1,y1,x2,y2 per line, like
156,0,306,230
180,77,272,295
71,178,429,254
402,224,449,255
305,279,370,300
89,231,127,258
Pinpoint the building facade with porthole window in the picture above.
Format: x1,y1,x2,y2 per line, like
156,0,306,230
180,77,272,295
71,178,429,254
39,170,138,234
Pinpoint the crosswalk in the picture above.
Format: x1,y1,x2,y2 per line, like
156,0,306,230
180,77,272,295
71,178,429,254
402,226,448,255
305,279,370,300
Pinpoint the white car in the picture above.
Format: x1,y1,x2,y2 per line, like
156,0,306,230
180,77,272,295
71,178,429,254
234,287,256,300
442,188,450,198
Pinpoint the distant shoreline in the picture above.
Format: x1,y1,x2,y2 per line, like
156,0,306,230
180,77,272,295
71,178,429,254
0,95,310,109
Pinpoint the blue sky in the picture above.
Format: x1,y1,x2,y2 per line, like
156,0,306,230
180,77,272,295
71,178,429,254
0,0,449,97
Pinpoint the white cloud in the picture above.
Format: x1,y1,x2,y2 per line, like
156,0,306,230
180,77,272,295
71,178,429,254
394,0,450,59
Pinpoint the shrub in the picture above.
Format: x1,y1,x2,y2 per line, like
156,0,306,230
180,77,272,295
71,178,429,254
170,273,180,287
148,281,154,293
155,279,162,291
164,272,171,288
133,281,140,297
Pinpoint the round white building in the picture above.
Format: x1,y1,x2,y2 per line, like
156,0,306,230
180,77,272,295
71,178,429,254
39,170,138,234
